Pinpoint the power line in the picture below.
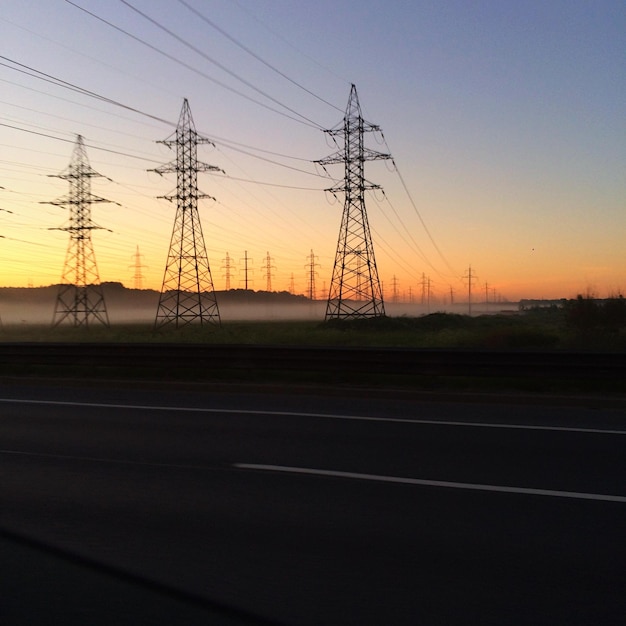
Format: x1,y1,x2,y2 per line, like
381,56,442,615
117,0,324,129
2,112,161,163
379,131,458,279
0,76,166,132
213,143,326,179
1,26,458,298
64,0,317,129
0,234,49,247
368,191,436,273
2,12,181,106
0,122,163,164
0,55,173,127
2,94,320,182
175,0,343,114
208,133,314,162
231,0,349,84
1,98,159,144
3,55,328,171
2,84,325,176
217,174,322,191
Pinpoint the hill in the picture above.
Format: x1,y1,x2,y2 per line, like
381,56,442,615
0,283,321,324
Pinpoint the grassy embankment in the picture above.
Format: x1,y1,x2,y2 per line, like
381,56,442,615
1,299,623,393
1,301,625,351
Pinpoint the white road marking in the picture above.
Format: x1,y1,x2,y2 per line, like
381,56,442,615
234,463,626,503
0,397,624,435
3,443,623,503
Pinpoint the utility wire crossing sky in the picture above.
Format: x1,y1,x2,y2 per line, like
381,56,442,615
0,0,624,301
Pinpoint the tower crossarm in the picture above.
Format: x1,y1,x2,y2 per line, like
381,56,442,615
157,135,215,148
322,179,383,195
42,194,114,209
316,147,390,166
157,190,216,203
361,148,391,162
150,162,224,176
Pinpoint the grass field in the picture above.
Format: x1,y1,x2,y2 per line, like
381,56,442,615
1,307,625,352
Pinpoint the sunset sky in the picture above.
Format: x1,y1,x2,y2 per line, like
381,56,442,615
1,0,624,302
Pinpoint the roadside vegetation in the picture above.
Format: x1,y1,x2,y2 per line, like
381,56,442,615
1,295,624,351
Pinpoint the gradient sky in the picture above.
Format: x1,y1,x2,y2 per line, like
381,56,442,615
1,0,624,302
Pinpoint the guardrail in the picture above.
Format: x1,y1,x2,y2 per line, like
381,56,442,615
0,343,624,386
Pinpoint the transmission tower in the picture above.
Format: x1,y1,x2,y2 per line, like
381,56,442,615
221,252,234,290
263,251,276,292
306,249,320,300
46,135,111,327
391,275,399,303
240,251,253,290
316,84,390,320
129,245,147,290
463,265,477,315
420,273,427,304
151,99,222,328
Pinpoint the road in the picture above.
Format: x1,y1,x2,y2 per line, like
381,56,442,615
1,382,625,625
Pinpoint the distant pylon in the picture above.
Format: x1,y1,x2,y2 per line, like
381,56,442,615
391,275,399,303
240,250,253,290
316,84,390,319
306,249,320,300
221,252,234,291
463,265,477,315
45,134,111,327
263,251,276,292
129,245,147,290
151,99,222,328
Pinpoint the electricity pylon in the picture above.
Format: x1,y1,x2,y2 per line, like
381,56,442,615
46,134,111,327
391,275,399,303
463,264,477,315
263,251,276,292
240,251,253,290
129,245,147,290
221,252,236,291
151,99,222,328
316,84,390,319
306,249,320,300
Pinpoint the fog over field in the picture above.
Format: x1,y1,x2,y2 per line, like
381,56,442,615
0,283,518,326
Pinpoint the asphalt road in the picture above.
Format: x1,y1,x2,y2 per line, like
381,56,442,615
1,382,625,625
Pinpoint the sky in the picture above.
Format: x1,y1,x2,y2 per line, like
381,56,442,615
1,0,624,303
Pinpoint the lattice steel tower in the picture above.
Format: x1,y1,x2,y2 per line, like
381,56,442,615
316,85,390,319
47,135,111,327
152,99,222,328
129,245,147,290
